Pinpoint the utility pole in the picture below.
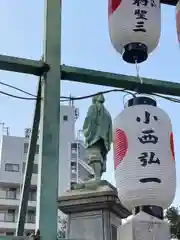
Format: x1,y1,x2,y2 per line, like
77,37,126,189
16,81,41,236
35,1,61,240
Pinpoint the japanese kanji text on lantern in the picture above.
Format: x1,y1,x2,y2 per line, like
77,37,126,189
113,104,176,211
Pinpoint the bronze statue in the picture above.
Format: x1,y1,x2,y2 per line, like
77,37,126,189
83,94,112,180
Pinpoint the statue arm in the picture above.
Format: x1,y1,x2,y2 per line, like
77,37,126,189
83,105,96,137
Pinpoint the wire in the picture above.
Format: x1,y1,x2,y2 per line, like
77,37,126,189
61,89,180,104
0,81,38,100
63,89,136,101
152,93,180,103
0,67,180,104
0,81,37,97
133,65,180,104
135,60,143,85
0,91,37,100
2,88,180,103
1,79,180,104
59,89,136,103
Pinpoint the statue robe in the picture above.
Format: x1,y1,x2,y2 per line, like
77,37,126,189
83,103,112,154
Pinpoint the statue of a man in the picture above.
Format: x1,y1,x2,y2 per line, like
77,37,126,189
83,94,112,180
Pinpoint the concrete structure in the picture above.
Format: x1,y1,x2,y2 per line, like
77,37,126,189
120,211,170,240
58,180,130,240
0,105,93,236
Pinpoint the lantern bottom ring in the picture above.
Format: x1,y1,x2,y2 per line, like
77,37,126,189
122,42,148,64
133,206,164,219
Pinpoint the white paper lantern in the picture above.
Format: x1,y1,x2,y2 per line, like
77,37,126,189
176,0,180,43
113,104,176,211
108,0,161,63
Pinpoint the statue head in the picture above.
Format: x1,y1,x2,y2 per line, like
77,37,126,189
92,94,105,104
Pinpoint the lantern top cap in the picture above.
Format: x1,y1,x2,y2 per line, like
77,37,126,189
125,96,157,107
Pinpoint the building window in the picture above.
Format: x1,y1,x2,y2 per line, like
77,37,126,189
24,143,39,154
71,143,80,158
63,115,68,121
71,143,77,149
6,188,16,199
29,189,36,201
71,162,77,172
36,144,39,154
22,163,38,174
71,172,77,180
33,164,38,174
0,188,6,199
6,232,14,236
5,163,19,172
111,225,117,240
71,143,78,160
0,211,5,221
27,210,36,223
6,210,15,222
71,152,77,160
24,143,29,153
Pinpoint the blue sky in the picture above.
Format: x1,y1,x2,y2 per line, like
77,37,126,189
0,0,179,206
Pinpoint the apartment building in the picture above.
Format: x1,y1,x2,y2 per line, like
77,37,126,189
0,105,93,236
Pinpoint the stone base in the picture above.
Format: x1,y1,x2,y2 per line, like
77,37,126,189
58,180,130,240
120,211,171,240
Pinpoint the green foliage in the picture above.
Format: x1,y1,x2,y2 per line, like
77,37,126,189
57,216,67,240
57,230,66,239
166,206,180,239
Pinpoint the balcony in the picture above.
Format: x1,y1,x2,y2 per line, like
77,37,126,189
0,210,36,231
0,188,37,209
30,174,37,186
0,221,35,231
0,199,36,209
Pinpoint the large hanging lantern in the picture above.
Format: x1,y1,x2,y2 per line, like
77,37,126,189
176,0,180,43
108,0,161,63
113,97,176,212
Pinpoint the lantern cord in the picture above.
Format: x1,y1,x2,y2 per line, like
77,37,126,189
135,60,143,85
123,93,132,107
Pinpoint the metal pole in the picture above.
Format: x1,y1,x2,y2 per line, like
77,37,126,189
35,0,61,240
16,80,42,236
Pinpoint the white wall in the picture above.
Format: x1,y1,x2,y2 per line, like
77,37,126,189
58,105,75,196
0,136,24,185
0,105,76,196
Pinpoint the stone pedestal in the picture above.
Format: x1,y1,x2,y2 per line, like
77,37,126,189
58,180,130,240
120,211,171,240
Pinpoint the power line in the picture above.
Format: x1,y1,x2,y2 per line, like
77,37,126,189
59,89,135,102
60,90,180,104
0,81,36,97
0,91,37,100
0,80,180,104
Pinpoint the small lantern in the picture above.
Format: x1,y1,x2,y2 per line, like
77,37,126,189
108,0,161,63
113,97,176,212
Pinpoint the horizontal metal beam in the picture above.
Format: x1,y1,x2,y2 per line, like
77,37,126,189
0,55,49,76
61,65,180,97
0,55,179,97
